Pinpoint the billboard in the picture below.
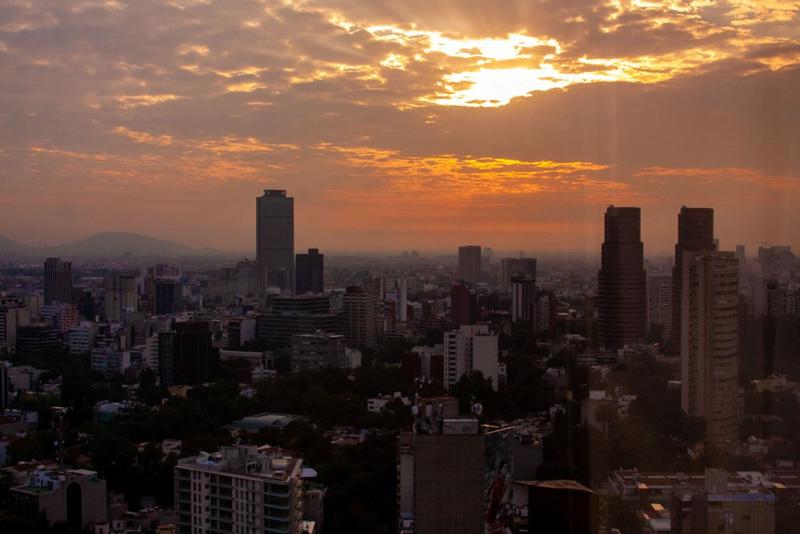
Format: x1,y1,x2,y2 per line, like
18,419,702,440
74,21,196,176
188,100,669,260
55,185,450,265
484,428,514,534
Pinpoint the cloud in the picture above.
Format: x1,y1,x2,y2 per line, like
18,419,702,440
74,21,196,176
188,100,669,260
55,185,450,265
0,0,798,252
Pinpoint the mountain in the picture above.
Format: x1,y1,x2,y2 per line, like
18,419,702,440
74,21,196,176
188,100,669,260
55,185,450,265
0,234,34,255
0,232,228,257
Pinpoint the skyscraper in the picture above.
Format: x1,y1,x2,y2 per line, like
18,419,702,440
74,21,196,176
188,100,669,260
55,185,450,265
458,245,482,283
103,272,137,322
341,286,378,350
256,189,294,292
672,207,715,351
597,206,646,350
443,324,498,389
647,275,672,340
680,251,739,449
295,248,324,295
44,257,73,305
511,276,536,323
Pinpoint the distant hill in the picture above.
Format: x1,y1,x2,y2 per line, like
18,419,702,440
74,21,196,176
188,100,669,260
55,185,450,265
0,234,34,255
0,232,227,257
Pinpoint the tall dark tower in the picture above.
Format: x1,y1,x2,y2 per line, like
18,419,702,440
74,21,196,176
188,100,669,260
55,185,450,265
671,207,714,351
295,248,324,295
597,206,646,350
44,257,73,305
256,190,294,292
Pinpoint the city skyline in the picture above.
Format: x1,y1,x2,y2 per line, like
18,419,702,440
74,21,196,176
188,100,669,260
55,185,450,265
1,1,799,252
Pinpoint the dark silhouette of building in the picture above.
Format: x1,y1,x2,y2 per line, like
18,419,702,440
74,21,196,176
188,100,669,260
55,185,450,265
671,207,714,351
16,325,60,353
154,280,181,315
256,189,294,291
256,295,339,349
158,321,217,386
523,480,599,534
450,283,477,328
458,245,482,283
44,257,72,305
500,257,537,289
341,286,378,349
295,248,324,295
597,206,646,350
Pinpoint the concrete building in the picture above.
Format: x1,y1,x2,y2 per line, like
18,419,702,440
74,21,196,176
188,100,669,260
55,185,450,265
341,286,378,350
672,207,715,350
398,397,518,534
10,468,108,530
458,245,482,283
672,469,775,534
175,445,304,534
159,321,217,387
647,275,672,339
103,273,137,322
16,325,60,353
443,324,499,390
236,259,264,298
500,257,537,290
0,306,18,354
44,257,73,305
449,283,476,328
511,277,536,323
66,323,98,354
291,331,346,372
257,295,339,349
256,189,294,292
91,347,132,377
295,248,324,295
41,302,80,334
681,251,739,449
518,480,598,534
597,206,647,351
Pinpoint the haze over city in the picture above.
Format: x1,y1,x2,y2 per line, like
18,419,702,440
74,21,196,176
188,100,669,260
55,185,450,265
1,0,799,253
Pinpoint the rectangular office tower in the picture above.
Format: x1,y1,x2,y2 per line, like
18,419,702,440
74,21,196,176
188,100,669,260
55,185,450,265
681,251,739,449
672,207,715,350
159,321,217,386
256,190,294,292
597,206,646,351
295,248,324,295
44,257,73,305
458,245,482,283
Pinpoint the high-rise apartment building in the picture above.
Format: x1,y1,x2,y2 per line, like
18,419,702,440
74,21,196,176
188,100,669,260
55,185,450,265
256,189,294,291
44,257,73,305
511,277,536,323
597,206,646,350
103,272,138,322
672,207,715,350
647,275,672,339
450,284,477,328
175,445,305,534
443,324,498,390
458,245,482,283
158,321,217,386
0,307,17,354
680,251,739,449
295,248,324,295
341,286,378,350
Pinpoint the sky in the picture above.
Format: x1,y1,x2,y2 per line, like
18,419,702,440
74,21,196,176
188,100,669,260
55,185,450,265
1,0,799,254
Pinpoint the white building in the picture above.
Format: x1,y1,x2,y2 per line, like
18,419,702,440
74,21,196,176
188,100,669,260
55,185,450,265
175,444,305,534
443,325,499,390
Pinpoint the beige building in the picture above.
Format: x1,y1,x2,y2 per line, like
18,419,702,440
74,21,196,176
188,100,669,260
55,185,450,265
680,251,739,448
104,273,138,322
175,445,304,534
10,468,108,529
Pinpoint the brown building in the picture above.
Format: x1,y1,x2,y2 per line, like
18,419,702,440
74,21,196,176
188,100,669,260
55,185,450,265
458,245,482,284
44,257,73,305
671,207,715,351
597,206,646,350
